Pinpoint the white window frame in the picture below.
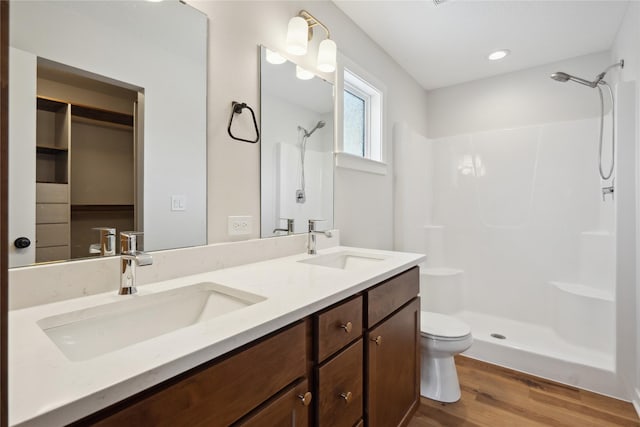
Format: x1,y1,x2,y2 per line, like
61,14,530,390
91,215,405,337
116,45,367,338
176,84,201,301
336,55,387,175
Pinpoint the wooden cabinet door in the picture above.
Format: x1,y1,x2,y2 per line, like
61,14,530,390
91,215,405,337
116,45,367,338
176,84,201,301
366,298,420,427
238,379,312,427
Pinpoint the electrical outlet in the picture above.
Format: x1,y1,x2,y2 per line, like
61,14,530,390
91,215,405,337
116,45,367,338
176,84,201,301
228,216,252,236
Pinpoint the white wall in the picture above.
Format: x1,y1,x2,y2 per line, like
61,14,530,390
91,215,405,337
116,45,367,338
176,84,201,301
426,52,611,138
611,0,640,411
190,0,429,249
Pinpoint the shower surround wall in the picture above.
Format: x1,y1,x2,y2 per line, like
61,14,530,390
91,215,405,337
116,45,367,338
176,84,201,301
396,51,632,398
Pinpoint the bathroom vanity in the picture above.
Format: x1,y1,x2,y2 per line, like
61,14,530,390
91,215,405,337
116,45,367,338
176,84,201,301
9,245,424,426
72,267,419,427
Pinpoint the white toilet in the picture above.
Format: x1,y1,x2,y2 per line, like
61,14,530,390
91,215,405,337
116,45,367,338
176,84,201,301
420,311,472,403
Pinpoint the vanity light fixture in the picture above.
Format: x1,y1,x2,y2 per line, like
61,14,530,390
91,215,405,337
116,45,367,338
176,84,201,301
266,48,287,65
286,10,337,73
296,65,315,80
488,49,510,61
286,16,309,55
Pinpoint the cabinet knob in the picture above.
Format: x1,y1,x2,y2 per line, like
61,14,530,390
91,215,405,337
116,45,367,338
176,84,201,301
340,321,353,333
340,391,353,403
14,237,31,249
371,335,383,346
298,392,312,407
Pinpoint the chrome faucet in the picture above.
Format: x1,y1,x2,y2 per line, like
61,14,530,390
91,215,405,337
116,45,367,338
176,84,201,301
273,218,294,235
119,231,153,295
307,219,333,255
90,227,116,256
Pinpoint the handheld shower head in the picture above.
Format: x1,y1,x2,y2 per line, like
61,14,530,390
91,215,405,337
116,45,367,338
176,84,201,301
550,72,571,82
299,120,326,138
550,71,596,87
551,61,623,88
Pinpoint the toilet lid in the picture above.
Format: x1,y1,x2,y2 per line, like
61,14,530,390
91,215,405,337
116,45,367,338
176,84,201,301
421,311,471,339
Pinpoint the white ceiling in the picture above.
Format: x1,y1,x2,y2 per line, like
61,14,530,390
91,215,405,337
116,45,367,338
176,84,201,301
333,0,630,90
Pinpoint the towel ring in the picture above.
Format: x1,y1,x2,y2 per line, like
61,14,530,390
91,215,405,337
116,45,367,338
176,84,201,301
227,101,260,143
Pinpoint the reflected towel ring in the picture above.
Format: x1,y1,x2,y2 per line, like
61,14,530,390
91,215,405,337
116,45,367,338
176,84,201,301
227,101,260,143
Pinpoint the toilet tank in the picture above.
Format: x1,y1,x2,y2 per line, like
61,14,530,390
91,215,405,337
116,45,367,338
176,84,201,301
419,267,465,314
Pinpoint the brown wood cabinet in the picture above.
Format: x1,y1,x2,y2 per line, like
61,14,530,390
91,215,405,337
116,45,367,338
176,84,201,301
73,267,420,427
366,299,420,427
365,267,420,427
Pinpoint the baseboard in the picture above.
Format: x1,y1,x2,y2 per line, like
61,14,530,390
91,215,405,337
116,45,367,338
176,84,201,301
633,388,640,418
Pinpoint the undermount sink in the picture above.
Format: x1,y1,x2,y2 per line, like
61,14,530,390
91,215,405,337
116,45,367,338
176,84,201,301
298,251,388,270
38,282,266,361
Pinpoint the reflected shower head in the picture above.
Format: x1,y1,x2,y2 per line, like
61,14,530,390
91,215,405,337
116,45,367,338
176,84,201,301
299,120,326,138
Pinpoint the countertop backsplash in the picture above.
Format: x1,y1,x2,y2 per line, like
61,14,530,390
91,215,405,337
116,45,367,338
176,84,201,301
9,231,340,310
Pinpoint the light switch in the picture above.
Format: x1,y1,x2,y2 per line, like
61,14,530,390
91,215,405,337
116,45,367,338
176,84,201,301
171,195,186,211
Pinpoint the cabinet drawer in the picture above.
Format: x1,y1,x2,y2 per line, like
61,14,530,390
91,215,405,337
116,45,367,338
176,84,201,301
317,296,362,362
367,267,419,328
36,182,68,203
36,223,69,247
36,203,68,224
91,322,308,427
36,245,70,263
317,339,363,427
238,379,311,427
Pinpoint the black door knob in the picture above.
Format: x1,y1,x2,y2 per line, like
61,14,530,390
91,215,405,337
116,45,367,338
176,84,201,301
14,237,31,249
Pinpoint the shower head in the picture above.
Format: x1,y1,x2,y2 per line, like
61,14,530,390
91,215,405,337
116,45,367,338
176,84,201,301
550,71,597,87
299,120,326,138
550,60,624,88
550,72,571,82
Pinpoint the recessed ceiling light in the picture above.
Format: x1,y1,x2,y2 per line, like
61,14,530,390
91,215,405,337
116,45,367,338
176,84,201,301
488,49,510,61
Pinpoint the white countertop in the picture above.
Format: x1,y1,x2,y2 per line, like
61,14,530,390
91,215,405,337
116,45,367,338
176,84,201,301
9,246,424,426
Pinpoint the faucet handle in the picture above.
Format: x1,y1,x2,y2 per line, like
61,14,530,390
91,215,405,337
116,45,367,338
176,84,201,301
308,219,326,232
120,231,144,253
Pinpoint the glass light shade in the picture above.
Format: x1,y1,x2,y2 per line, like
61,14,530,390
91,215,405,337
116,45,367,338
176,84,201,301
265,48,286,65
286,16,308,56
317,39,337,73
296,65,314,80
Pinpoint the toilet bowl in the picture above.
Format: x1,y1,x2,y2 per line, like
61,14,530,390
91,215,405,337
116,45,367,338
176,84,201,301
420,311,472,403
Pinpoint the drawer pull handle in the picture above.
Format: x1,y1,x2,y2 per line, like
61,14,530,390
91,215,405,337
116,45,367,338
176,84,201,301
371,335,383,346
298,392,312,407
340,321,353,333
340,391,353,403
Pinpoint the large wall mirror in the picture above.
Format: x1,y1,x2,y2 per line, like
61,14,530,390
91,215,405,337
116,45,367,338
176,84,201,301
8,1,208,267
260,46,335,237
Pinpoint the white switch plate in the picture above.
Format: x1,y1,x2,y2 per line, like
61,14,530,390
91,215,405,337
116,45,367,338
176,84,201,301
171,195,186,211
228,215,252,235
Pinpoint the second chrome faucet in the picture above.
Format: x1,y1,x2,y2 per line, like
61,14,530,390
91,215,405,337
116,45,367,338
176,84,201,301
307,220,332,255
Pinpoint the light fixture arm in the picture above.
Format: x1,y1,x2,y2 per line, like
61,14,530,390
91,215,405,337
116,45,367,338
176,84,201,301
299,10,331,40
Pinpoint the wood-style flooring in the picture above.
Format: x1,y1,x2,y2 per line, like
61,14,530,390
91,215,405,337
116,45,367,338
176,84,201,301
408,356,640,427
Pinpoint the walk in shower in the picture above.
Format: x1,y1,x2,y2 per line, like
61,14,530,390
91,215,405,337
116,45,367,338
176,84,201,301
394,54,635,398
